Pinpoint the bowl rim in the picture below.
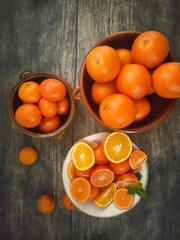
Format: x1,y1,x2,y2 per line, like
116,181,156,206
8,71,76,139
78,31,178,133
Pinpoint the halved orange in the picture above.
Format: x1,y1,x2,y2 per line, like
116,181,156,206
113,188,134,209
116,172,139,188
67,160,78,181
90,165,114,188
70,177,91,203
104,132,132,163
94,182,116,208
129,150,147,169
72,141,95,171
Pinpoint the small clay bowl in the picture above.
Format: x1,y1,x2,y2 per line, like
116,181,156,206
8,70,76,140
73,31,178,133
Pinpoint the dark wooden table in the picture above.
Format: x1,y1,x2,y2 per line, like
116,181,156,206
0,0,179,239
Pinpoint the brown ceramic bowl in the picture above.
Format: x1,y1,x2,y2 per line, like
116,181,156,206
74,31,178,133
8,71,76,139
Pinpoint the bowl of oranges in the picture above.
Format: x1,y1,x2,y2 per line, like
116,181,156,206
8,71,76,139
74,31,179,133
62,132,148,218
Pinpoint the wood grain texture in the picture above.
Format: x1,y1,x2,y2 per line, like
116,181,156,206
0,0,179,239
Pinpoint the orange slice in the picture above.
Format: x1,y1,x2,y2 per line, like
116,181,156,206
70,177,91,203
72,141,95,171
67,160,78,181
113,188,134,209
94,182,116,208
90,165,114,187
116,172,139,188
104,132,132,163
129,150,147,169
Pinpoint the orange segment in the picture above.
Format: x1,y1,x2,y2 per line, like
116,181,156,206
94,182,116,208
116,172,139,188
72,141,95,171
70,177,91,203
129,150,147,169
104,132,132,163
67,160,78,181
113,188,134,209
90,165,114,188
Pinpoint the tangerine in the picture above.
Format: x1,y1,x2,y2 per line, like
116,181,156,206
109,159,130,175
15,103,42,128
86,45,121,83
133,97,151,122
116,64,152,100
131,30,169,69
152,62,180,98
116,172,139,188
116,48,133,66
18,146,39,165
62,194,76,210
93,144,109,165
37,194,56,214
91,81,118,105
99,94,135,129
18,81,41,103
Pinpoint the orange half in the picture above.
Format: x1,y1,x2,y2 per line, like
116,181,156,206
72,141,95,171
104,132,132,163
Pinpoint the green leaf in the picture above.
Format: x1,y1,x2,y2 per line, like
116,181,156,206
135,172,142,180
136,182,143,189
127,186,136,195
136,188,148,199
127,183,147,199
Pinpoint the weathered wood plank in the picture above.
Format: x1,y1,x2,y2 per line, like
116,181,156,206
0,0,179,239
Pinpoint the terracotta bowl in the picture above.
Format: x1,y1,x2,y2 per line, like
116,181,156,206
8,71,76,140
73,31,178,133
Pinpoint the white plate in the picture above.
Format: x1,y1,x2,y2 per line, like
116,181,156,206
62,132,148,218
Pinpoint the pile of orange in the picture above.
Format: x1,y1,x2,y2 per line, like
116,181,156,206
86,30,180,129
67,132,147,210
15,78,70,133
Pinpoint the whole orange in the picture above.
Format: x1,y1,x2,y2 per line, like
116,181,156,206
131,31,169,69
116,64,151,100
91,81,118,105
152,62,180,98
116,48,133,66
15,103,42,128
18,81,41,103
133,97,151,122
86,45,121,83
99,94,135,129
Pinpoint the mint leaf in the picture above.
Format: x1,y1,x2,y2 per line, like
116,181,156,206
127,183,147,199
136,182,143,189
127,186,136,195
135,172,142,180
136,188,147,199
